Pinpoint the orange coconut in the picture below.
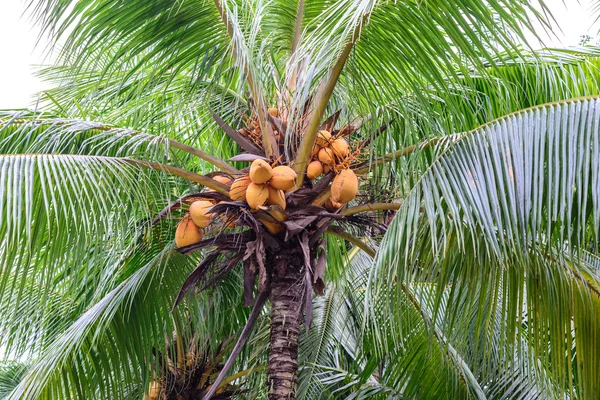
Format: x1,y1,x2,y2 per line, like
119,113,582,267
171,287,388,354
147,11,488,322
331,169,358,203
175,215,203,248
307,160,324,179
189,200,215,228
316,130,332,147
229,175,252,201
205,174,232,192
266,185,286,210
246,182,270,210
269,165,297,190
310,144,320,158
325,198,345,211
331,138,350,159
249,159,273,184
318,147,335,166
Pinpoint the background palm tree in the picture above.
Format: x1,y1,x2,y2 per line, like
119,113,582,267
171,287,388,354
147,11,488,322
2,0,600,399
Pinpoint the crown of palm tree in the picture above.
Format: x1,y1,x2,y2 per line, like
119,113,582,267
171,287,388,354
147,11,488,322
2,0,600,399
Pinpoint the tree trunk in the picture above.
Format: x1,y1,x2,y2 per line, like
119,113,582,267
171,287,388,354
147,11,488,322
268,257,304,400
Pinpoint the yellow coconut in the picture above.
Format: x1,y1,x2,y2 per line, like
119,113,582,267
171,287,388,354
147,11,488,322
331,169,358,203
331,138,350,159
316,130,332,147
307,160,323,179
323,164,331,174
269,165,297,190
175,215,203,248
325,198,345,211
189,200,215,228
268,107,279,117
310,144,320,158
213,175,232,186
230,175,252,201
246,182,270,210
205,174,232,192
249,159,273,184
257,214,284,234
263,219,284,234
318,147,335,166
267,185,286,210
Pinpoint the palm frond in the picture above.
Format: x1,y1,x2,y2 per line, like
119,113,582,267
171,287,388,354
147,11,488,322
367,47,600,200
6,234,254,399
0,153,177,359
373,96,600,399
0,362,27,399
0,112,170,161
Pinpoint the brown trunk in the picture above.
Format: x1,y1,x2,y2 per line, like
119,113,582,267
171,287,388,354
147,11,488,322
268,257,304,400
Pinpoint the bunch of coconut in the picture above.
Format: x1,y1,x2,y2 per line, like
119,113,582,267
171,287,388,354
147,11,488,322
307,130,359,211
228,159,297,235
229,159,296,209
175,175,233,248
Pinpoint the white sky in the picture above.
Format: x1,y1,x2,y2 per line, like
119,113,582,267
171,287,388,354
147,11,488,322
0,0,599,110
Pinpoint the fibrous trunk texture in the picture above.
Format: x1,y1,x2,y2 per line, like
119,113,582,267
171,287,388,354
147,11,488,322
268,256,304,399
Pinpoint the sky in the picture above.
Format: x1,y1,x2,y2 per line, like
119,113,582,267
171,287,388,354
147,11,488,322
0,0,599,110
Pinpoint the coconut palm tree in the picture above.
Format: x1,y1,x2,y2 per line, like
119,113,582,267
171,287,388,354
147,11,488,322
2,0,600,399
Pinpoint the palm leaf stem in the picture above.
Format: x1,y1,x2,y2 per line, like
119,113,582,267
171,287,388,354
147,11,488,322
312,189,331,206
124,159,230,195
342,202,401,216
325,227,375,257
202,291,268,400
354,136,445,175
293,19,365,186
167,140,239,174
288,0,305,99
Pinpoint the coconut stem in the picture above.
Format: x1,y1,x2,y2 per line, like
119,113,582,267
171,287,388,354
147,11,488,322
342,202,401,216
292,20,364,187
288,0,305,99
168,139,239,174
325,227,375,257
124,159,230,195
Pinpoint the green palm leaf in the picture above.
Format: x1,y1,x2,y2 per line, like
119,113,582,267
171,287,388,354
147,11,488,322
373,96,600,399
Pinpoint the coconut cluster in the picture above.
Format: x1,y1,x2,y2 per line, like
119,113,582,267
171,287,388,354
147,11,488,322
174,175,233,248
174,161,299,247
234,160,297,210
174,126,363,247
308,130,358,210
